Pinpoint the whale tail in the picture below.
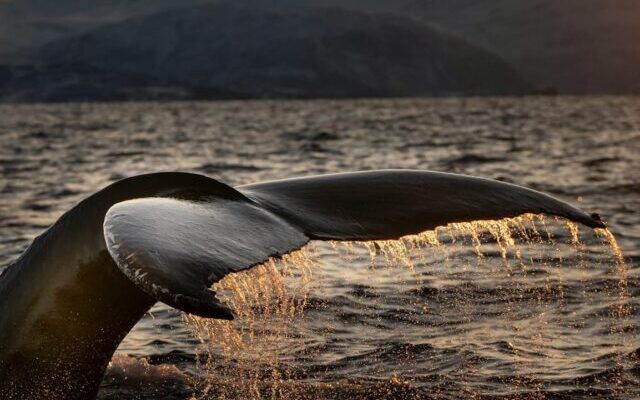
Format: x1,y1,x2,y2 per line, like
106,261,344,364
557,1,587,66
1,170,605,398
104,170,604,319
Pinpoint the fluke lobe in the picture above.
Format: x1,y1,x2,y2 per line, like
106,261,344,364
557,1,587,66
0,170,605,399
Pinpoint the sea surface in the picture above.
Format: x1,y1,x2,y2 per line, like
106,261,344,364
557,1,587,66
0,97,638,399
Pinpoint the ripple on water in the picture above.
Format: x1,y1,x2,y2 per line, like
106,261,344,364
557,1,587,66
0,97,638,399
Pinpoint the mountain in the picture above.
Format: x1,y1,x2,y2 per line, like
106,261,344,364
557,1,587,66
0,0,211,61
0,1,402,62
1,0,639,95
405,0,640,94
0,3,529,101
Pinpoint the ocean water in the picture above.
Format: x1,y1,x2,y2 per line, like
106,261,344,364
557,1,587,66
0,97,638,399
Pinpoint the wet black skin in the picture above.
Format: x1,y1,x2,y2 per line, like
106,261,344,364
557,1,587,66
0,173,234,399
0,253,154,399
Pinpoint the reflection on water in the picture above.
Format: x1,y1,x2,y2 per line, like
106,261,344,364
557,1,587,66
184,251,314,399
0,97,638,399
182,216,635,399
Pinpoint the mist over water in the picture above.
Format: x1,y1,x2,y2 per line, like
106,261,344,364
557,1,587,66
0,97,638,399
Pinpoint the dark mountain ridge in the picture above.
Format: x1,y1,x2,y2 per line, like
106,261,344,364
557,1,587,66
0,3,529,102
1,0,639,95
406,0,640,94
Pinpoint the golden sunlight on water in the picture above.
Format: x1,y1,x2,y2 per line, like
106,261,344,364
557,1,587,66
595,228,632,392
183,215,632,399
183,252,315,399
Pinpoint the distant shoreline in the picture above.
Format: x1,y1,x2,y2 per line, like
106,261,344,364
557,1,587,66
2,93,640,106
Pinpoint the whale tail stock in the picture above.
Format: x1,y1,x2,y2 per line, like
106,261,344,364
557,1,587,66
0,170,604,398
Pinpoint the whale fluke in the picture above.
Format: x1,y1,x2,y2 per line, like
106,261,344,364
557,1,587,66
104,197,308,319
238,170,605,238
0,170,604,399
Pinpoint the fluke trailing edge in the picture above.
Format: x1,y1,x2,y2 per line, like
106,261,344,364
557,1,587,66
0,170,605,399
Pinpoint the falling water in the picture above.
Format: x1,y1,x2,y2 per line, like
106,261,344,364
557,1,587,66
183,251,315,399
595,227,632,392
183,215,633,399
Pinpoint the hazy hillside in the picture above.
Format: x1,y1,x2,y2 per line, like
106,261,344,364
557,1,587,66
406,0,640,94
0,0,390,61
0,0,210,60
2,0,636,96
0,4,528,101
